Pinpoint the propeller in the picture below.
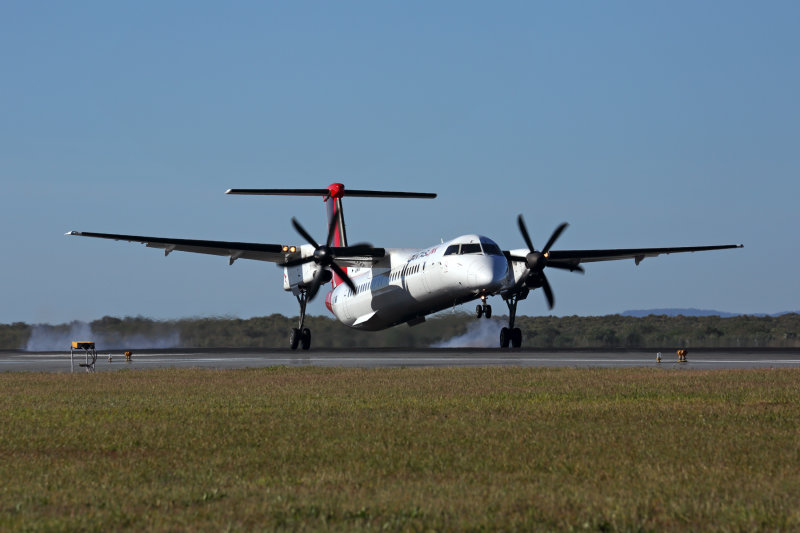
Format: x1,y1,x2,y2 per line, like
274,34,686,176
508,215,583,309
281,216,381,301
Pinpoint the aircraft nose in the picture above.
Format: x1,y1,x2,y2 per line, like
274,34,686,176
492,254,509,284
467,256,507,290
468,263,492,288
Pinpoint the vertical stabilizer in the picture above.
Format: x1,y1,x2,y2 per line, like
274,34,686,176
325,183,348,288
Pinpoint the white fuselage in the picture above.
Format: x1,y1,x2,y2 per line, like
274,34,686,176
323,234,510,330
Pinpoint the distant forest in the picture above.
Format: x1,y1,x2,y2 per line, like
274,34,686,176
3,313,800,350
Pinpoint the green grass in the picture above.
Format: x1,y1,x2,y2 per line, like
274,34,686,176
1,367,799,531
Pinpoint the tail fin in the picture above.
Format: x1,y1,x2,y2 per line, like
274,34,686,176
325,184,348,288
226,183,437,288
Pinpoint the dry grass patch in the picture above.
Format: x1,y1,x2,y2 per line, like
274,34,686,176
0,367,799,531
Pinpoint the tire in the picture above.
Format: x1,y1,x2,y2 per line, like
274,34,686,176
485,305,492,319
511,327,522,348
290,328,301,350
476,304,483,319
301,328,311,351
500,327,510,348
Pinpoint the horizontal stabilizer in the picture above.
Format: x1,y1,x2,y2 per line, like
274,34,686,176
226,188,436,199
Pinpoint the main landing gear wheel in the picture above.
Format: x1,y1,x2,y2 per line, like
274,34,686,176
289,287,313,351
290,327,312,351
500,327,522,348
499,290,526,348
511,327,521,348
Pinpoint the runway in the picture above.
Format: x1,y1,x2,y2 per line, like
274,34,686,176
2,348,800,372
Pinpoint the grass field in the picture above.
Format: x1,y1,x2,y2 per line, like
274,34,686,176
1,367,799,531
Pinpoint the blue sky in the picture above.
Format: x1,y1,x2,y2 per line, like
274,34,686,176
2,1,798,324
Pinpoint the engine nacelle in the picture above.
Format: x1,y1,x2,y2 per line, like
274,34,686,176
525,273,545,289
282,245,333,291
283,244,314,291
504,249,532,287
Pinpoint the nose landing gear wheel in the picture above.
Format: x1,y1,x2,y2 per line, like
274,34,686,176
476,303,492,319
476,304,483,319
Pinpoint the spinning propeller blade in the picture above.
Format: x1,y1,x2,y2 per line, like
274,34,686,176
283,217,377,300
511,216,580,309
291,218,319,249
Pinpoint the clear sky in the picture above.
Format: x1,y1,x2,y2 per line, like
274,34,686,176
2,1,798,325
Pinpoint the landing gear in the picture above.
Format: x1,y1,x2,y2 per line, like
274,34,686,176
290,328,301,350
499,327,522,348
289,327,311,351
476,296,492,319
500,290,526,348
290,290,312,350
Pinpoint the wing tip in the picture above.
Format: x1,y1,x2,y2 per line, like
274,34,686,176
66,231,80,236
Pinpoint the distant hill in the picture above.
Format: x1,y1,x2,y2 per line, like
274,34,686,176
621,308,799,318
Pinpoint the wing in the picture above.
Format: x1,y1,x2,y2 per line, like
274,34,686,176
544,244,743,268
66,231,290,265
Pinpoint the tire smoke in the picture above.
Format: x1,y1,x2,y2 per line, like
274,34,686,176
24,321,181,351
432,318,503,348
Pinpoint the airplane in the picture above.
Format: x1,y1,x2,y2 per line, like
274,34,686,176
67,183,743,349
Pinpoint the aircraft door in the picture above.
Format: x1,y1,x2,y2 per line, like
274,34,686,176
421,261,432,293
342,293,353,320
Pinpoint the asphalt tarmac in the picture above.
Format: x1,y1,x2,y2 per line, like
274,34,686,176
2,348,799,372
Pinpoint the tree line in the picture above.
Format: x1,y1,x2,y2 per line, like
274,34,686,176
2,313,799,350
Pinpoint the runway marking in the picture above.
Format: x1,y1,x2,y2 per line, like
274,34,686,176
3,352,800,372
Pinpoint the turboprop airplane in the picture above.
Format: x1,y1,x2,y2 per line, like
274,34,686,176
67,183,742,349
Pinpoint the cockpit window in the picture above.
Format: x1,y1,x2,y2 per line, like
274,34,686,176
460,243,482,255
444,244,459,256
482,243,502,256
